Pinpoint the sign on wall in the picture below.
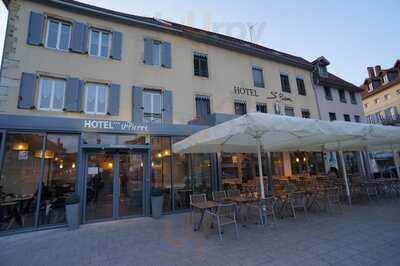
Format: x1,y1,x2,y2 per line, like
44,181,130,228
83,120,148,132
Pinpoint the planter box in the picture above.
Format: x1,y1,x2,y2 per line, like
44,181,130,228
151,196,164,219
66,203,80,230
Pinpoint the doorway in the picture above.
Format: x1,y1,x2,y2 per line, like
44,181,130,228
84,150,144,222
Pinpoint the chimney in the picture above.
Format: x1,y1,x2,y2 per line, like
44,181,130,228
374,65,381,76
367,67,375,78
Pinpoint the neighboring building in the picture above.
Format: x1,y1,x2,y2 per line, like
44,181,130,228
361,60,400,175
0,0,353,233
311,56,365,173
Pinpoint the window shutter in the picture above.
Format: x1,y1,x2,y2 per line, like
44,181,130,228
110,31,122,60
18,73,37,109
64,78,81,112
162,90,173,123
27,12,45,46
132,86,143,123
107,84,120,116
161,42,171,68
143,38,153,65
70,22,88,53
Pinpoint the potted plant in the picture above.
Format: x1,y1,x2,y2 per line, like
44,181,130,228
65,193,80,230
151,188,164,219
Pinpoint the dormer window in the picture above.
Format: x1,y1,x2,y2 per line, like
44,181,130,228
318,65,328,77
368,82,374,92
383,74,389,85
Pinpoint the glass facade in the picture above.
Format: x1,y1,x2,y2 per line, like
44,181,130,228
290,152,325,176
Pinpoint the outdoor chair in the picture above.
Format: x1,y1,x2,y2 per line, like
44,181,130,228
247,197,276,226
362,183,379,202
212,191,227,202
288,191,307,218
227,189,241,198
325,188,342,212
189,193,207,223
205,203,239,240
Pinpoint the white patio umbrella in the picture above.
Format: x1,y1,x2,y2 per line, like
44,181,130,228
172,113,369,199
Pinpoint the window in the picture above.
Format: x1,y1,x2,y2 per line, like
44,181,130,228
280,74,291,93
338,90,346,103
374,98,380,104
143,90,162,123
324,87,333,101
296,78,306,96
329,112,336,121
38,77,66,111
195,95,211,120
368,83,374,92
194,54,209,78
252,67,264,88
284,106,295,117
318,65,327,76
374,112,382,123
45,19,71,50
350,92,357,104
384,94,391,101
234,101,247,115
301,109,310,118
354,115,361,123
152,40,162,66
89,29,110,58
256,103,267,113
85,83,108,115
383,74,389,84
343,114,351,122
397,89,400,96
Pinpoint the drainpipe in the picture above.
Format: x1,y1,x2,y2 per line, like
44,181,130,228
309,71,322,120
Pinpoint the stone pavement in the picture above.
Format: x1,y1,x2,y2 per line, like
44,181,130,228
1,200,400,266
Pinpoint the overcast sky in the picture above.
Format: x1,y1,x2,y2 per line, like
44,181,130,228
0,0,399,85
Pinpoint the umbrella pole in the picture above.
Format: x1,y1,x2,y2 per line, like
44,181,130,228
256,138,266,199
339,150,352,205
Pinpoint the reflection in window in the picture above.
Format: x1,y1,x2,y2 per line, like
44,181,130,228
290,152,325,176
143,90,162,123
38,77,66,111
46,19,71,50
190,154,213,199
89,29,110,58
85,83,108,115
172,137,191,210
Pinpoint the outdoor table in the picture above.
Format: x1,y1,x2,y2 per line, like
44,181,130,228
190,201,218,231
226,196,259,225
304,188,327,211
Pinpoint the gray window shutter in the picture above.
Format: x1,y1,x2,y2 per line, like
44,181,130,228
78,80,85,112
162,90,173,123
107,84,120,116
64,78,81,112
143,38,153,65
162,42,171,68
27,12,45,46
18,73,37,109
110,31,122,60
132,86,143,123
70,22,88,53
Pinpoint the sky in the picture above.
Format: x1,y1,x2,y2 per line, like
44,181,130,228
0,0,399,85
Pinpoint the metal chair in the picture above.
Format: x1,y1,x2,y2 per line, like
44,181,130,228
247,197,276,226
212,191,227,202
189,193,206,224
205,203,239,240
325,187,342,212
288,191,307,218
227,189,240,198
363,183,379,202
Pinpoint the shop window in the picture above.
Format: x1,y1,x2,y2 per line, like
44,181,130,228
194,53,208,78
45,19,71,51
290,152,325,176
271,152,284,177
280,74,291,93
143,90,162,123
89,29,110,58
84,83,108,115
81,133,146,145
38,77,66,111
256,103,267,113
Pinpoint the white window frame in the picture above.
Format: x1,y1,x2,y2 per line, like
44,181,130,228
84,83,109,115
45,19,71,51
143,90,162,122
89,29,111,58
152,40,162,66
38,77,66,112
383,74,389,84
368,82,374,92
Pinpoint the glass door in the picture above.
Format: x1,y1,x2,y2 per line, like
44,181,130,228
84,151,144,222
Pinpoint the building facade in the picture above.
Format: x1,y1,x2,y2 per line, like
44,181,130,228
0,0,358,233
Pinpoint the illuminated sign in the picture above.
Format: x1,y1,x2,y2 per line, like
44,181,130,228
83,120,148,132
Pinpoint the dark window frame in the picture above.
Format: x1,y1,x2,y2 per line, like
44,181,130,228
349,91,357,104
256,103,267,113
252,67,265,88
193,53,209,78
284,106,295,117
343,114,351,122
324,87,333,101
354,115,361,123
338,89,347,103
301,109,310,119
195,95,211,120
296,78,306,96
329,112,337,121
234,101,247,115
280,74,291,93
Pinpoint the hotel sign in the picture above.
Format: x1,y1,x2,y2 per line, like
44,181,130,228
83,120,148,132
234,86,259,97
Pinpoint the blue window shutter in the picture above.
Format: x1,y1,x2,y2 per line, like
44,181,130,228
162,90,173,123
78,80,85,112
64,78,81,112
132,86,143,122
70,22,88,53
162,42,171,68
143,38,153,65
110,31,122,60
107,84,120,116
27,12,45,46
18,73,37,109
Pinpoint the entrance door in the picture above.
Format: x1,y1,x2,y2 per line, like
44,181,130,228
84,151,144,221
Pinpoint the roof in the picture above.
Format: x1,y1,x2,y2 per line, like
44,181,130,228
317,72,362,92
362,77,400,100
5,0,314,71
